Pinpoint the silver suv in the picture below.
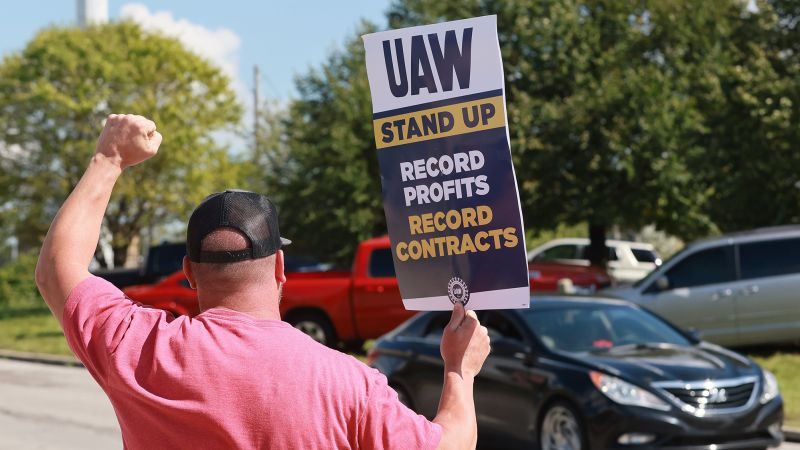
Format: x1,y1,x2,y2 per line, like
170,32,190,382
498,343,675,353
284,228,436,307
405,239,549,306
604,226,800,347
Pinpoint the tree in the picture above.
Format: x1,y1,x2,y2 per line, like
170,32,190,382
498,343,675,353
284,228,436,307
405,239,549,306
266,22,385,265
0,22,242,266
261,0,800,265
387,0,800,261
680,0,800,232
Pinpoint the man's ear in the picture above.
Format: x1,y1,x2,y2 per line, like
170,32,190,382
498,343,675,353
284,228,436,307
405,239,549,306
275,250,287,284
183,256,197,289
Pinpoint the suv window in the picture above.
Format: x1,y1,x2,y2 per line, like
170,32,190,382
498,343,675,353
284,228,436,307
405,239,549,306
148,243,186,276
631,248,659,264
535,244,577,261
660,245,735,290
739,238,800,280
368,248,396,278
578,245,618,261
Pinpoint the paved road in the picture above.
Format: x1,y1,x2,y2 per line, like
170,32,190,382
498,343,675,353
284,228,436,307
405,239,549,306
0,358,120,449
0,357,797,449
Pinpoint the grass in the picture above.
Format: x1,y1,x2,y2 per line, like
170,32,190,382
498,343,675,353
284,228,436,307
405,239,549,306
0,306,72,356
747,348,800,429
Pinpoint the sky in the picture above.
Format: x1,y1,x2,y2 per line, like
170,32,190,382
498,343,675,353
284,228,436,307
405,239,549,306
0,0,393,101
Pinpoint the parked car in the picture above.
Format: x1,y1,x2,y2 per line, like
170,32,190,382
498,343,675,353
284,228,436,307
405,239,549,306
97,241,332,290
94,241,186,289
123,236,415,348
528,238,661,284
124,236,612,347
368,296,783,450
528,261,611,293
604,225,800,347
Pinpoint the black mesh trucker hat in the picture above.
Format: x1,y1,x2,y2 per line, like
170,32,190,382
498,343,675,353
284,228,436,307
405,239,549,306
187,190,291,263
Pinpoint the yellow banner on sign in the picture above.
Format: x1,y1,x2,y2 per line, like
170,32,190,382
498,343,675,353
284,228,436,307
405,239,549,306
373,96,506,149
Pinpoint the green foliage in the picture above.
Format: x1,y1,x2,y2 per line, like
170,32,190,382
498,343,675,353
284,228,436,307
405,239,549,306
0,22,243,265
267,22,385,264
257,0,800,264
526,222,587,251
0,254,41,310
750,350,800,428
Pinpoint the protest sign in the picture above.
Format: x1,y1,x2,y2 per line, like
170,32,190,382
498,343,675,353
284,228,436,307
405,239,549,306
362,15,529,310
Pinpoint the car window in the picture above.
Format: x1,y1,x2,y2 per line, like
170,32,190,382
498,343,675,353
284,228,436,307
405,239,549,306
739,237,800,280
422,312,450,339
368,248,396,278
534,244,577,261
481,312,525,342
179,278,191,289
631,248,660,264
148,244,186,275
577,244,618,261
662,245,735,290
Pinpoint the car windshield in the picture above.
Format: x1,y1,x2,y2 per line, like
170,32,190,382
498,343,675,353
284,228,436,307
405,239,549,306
520,303,692,353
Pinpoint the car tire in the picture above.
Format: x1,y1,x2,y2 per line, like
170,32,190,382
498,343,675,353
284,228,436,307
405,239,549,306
286,311,337,348
538,400,586,450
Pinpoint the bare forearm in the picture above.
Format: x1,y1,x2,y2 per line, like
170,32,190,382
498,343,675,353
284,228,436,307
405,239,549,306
433,371,477,450
35,154,121,321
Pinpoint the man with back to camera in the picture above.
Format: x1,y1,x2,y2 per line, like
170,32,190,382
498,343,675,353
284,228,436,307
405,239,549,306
34,114,491,449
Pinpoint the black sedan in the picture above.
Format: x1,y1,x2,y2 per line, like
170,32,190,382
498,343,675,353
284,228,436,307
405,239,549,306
367,296,784,450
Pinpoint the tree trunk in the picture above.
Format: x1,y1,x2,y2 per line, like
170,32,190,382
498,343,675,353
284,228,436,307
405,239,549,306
112,244,128,268
586,224,608,268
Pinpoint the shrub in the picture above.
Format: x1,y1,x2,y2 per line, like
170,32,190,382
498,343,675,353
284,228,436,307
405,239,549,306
0,253,43,310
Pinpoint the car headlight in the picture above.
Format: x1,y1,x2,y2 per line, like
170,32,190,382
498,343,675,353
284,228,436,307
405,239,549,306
590,371,670,411
761,369,779,404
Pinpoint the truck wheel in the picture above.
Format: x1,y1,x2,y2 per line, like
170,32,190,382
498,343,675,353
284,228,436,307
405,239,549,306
287,312,337,347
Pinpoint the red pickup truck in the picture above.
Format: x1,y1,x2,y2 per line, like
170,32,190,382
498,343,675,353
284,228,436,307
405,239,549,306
124,236,611,348
124,237,412,348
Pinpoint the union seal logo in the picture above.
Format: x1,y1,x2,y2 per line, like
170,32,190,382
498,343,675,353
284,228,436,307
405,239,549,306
447,277,470,306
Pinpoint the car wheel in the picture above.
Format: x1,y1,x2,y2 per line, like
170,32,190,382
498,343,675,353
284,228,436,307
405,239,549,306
287,312,337,347
539,400,586,450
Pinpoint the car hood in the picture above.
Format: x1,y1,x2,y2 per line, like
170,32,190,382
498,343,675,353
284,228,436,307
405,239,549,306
599,284,638,300
568,343,758,384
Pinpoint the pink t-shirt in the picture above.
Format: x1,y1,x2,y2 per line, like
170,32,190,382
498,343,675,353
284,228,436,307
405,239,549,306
63,276,441,449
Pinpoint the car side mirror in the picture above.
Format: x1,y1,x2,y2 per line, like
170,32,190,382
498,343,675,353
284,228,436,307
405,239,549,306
492,338,533,364
686,327,702,342
655,276,670,291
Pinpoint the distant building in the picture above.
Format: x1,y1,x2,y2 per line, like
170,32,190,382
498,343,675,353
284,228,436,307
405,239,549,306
77,0,108,28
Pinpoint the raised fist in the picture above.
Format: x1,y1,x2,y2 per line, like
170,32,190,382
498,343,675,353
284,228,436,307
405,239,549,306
95,114,162,169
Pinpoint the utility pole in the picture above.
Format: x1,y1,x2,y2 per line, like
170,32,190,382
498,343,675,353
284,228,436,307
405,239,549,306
253,65,261,154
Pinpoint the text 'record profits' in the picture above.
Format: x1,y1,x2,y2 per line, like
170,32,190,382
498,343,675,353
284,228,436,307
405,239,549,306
362,15,530,310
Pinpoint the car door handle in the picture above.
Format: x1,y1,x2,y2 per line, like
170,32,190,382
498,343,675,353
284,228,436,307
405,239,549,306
711,288,733,301
740,285,759,296
364,285,385,293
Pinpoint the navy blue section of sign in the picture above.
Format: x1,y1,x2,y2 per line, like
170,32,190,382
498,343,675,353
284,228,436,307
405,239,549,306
372,89,504,120
378,126,528,300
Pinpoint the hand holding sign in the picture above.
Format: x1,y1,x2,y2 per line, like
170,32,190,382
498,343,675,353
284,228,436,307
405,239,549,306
441,303,490,379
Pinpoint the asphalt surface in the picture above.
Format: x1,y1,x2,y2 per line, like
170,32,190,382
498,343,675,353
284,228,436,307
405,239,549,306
0,358,120,449
0,357,797,449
